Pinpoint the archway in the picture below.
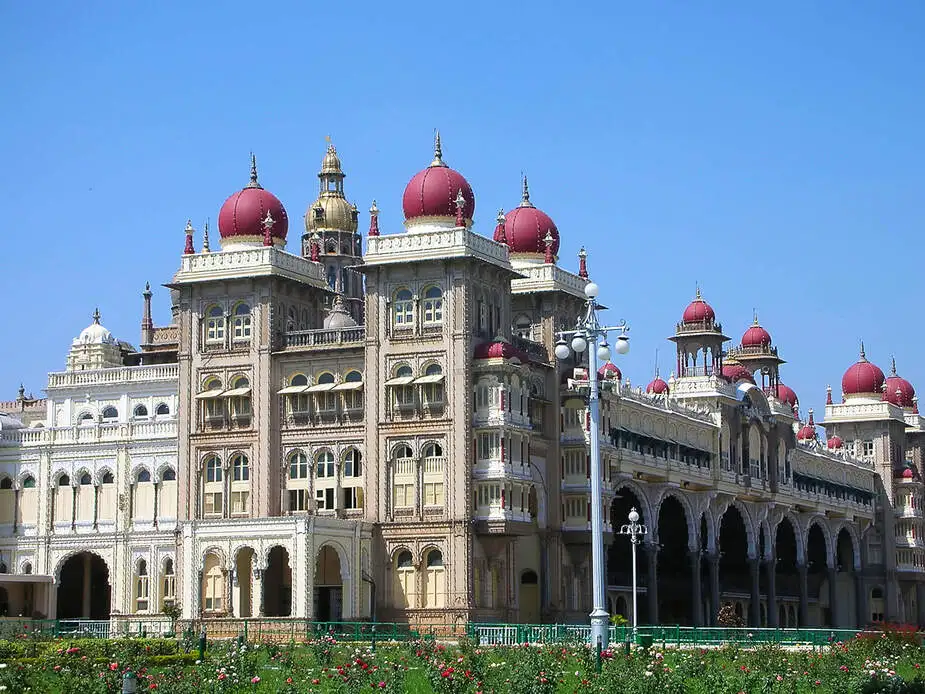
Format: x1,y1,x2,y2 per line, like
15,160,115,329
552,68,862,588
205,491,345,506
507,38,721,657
775,518,799,625
718,505,749,621
657,496,692,625
264,547,292,617
235,548,255,617
57,552,110,619
519,570,540,623
608,488,648,623
806,523,829,626
833,528,857,627
315,546,342,622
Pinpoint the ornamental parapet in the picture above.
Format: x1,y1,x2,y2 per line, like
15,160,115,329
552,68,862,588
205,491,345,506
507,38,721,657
47,363,178,389
172,247,327,287
824,401,906,424
364,227,514,272
282,327,365,349
510,262,587,299
0,419,177,447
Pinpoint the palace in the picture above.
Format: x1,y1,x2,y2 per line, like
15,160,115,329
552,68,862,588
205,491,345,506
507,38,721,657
0,137,922,632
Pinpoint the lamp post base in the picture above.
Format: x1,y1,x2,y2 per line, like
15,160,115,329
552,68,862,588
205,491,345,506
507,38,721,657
590,608,610,650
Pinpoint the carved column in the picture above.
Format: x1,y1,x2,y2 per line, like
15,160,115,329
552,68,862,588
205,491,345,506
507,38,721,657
689,550,703,626
828,567,839,627
766,557,778,627
749,557,761,626
855,573,867,628
254,568,265,617
646,543,658,625
797,563,809,627
708,553,720,626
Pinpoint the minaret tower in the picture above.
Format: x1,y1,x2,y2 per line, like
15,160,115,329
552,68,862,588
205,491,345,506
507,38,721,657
303,141,364,322
669,288,729,379
727,312,785,394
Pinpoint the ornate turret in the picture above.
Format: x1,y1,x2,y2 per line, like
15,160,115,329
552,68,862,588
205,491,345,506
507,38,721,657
726,311,785,393
669,288,729,379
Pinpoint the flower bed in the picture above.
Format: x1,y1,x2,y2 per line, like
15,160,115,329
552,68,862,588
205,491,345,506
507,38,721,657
2,628,925,692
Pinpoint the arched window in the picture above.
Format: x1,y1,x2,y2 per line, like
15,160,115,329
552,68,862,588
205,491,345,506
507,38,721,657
22,476,35,489
202,553,224,612
0,478,11,526
422,286,443,325
136,469,151,483
316,451,335,478
317,372,335,384
286,374,310,417
291,373,309,387
341,370,364,412
162,559,176,609
158,467,177,520
101,406,118,421
205,305,225,343
232,302,252,341
392,445,415,510
394,550,415,608
21,562,32,575
315,450,336,511
0,477,11,490
393,288,414,327
424,442,443,458
391,365,415,409
135,560,150,612
343,449,362,478
514,314,532,339
0,562,7,574
421,363,445,405
422,441,444,507
162,468,176,482
102,471,114,484
288,451,310,513
18,476,37,528
79,473,92,485
230,454,250,516
424,549,445,608
133,404,149,419
203,455,223,518
345,370,362,382
227,376,251,425
155,403,170,416
77,412,94,425
58,474,70,487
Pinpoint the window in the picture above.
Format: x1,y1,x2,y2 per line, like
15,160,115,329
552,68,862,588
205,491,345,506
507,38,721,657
863,440,875,458
80,472,92,486
393,288,413,327
203,455,223,518
200,378,225,423
343,487,363,509
424,482,444,506
316,372,337,413
343,449,362,478
288,451,310,513
133,404,149,418
162,468,176,482
77,412,94,425
134,560,150,612
101,471,114,485
22,476,35,489
290,488,310,513
316,451,335,478
286,374,310,416
477,432,501,460
289,452,309,479
393,483,414,508
162,559,176,609
22,562,32,575
232,454,249,481
424,550,445,608
475,385,492,410
392,365,415,408
232,303,252,341
514,315,532,339
155,403,170,416
0,478,12,490
203,554,224,611
231,490,249,515
58,474,70,487
421,363,445,404
205,305,225,343
394,551,415,608
422,286,443,324
316,487,335,510
424,442,443,459
227,376,251,420
102,406,118,421
342,370,364,411
137,469,151,483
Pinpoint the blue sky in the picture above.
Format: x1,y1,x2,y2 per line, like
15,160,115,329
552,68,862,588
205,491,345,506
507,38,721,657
1,2,923,420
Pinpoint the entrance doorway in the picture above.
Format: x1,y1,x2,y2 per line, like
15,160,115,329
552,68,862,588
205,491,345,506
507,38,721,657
519,570,540,623
56,553,110,619
314,546,342,622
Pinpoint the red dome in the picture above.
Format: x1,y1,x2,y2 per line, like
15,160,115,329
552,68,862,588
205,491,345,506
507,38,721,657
902,467,915,479
741,321,772,347
217,157,288,244
797,424,816,441
722,363,755,384
500,178,560,255
598,362,622,380
682,290,715,324
827,434,843,450
883,359,915,408
473,341,527,362
769,383,798,408
401,136,474,222
841,345,885,396
646,377,669,394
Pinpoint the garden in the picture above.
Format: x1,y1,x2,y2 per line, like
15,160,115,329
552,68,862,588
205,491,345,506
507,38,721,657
2,625,925,693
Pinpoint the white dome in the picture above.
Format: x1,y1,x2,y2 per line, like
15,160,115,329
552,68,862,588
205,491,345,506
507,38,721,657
73,309,115,345
323,295,358,330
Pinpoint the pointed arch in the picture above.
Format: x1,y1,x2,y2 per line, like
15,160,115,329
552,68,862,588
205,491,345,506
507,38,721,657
613,479,654,525
714,498,757,556
652,490,696,549
805,516,834,567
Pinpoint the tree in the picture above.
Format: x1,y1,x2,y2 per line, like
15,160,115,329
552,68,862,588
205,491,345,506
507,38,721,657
716,603,745,627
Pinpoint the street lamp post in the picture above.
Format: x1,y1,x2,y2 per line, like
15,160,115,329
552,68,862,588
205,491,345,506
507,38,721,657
618,507,649,641
554,280,630,651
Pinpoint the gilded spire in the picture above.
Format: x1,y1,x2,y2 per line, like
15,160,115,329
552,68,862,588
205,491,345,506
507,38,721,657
202,220,211,253
859,341,867,362
246,152,262,189
430,130,446,167
695,283,701,300
891,355,897,376
520,173,534,208
753,308,759,325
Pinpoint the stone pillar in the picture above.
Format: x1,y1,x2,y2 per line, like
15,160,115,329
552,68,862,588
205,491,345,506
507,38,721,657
828,567,838,627
81,553,92,618
646,543,658,625
708,553,720,626
798,563,809,627
749,557,761,626
254,569,265,617
765,557,778,627
855,573,867,628
689,550,703,626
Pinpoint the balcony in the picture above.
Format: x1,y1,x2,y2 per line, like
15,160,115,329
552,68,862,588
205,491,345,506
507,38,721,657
283,327,365,349
511,335,548,363
47,363,178,389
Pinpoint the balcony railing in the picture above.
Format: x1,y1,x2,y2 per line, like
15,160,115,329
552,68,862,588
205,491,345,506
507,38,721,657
283,327,365,348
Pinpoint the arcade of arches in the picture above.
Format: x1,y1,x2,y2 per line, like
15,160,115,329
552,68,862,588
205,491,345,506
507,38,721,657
606,490,867,628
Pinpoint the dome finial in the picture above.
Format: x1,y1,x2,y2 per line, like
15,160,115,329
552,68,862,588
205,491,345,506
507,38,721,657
578,247,588,279
92,307,101,324
184,219,195,254
891,355,897,376
247,152,263,189
494,209,507,243
368,200,380,237
753,308,759,325
519,173,535,208
202,219,211,253
430,130,446,167
859,340,867,362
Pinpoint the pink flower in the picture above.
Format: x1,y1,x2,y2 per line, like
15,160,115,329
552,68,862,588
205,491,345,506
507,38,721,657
378,682,386,689
251,675,260,683
776,675,783,682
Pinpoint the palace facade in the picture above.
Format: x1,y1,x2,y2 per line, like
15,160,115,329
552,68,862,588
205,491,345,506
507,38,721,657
1,137,922,631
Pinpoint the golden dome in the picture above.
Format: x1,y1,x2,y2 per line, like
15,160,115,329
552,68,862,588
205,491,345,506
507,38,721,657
305,196,358,233
321,144,342,175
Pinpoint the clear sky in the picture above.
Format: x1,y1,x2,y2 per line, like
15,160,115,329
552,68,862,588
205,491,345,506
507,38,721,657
1,2,923,422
